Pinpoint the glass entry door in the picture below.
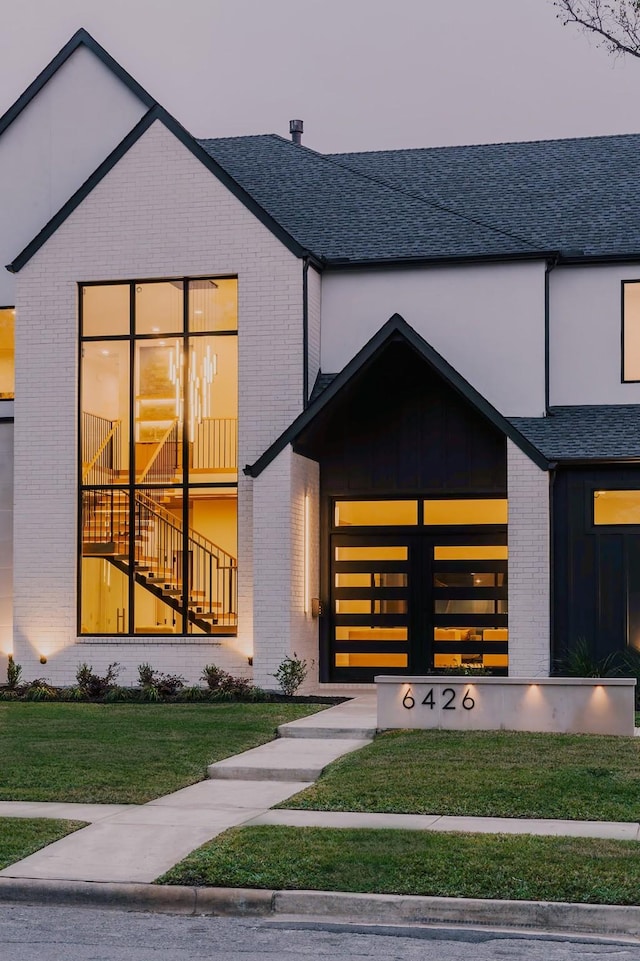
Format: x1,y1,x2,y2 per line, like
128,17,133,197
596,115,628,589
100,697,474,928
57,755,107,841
328,530,508,682
332,535,412,675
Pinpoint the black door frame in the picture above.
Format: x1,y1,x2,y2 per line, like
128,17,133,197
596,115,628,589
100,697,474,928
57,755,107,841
324,519,508,683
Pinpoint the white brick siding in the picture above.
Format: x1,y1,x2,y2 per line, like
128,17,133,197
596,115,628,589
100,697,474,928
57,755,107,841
252,446,319,689
507,439,550,676
12,120,304,684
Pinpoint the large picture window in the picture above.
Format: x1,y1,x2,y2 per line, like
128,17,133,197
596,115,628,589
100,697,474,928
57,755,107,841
0,307,15,399
79,278,238,636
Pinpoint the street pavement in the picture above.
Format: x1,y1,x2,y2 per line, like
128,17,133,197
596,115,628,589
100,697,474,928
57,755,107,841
1,905,639,961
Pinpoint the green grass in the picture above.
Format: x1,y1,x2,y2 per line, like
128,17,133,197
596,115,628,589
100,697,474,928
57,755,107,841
0,818,86,870
158,825,640,905
280,729,640,821
0,702,324,804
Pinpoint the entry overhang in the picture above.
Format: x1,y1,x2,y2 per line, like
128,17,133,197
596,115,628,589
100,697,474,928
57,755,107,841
245,315,549,477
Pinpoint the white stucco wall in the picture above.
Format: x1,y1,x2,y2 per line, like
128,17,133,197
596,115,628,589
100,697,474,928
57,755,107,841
507,440,550,677
549,264,640,406
0,421,12,658
321,261,546,417
252,446,319,690
0,45,148,306
12,119,304,685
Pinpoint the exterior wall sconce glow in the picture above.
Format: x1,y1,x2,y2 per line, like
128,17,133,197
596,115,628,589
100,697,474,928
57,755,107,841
304,493,310,615
39,655,47,664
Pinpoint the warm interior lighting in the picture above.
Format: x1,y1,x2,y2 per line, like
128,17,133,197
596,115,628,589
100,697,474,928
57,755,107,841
168,341,217,439
304,493,310,615
335,500,418,527
434,546,508,560
0,307,15,399
424,499,508,525
335,546,408,561
594,490,640,525
335,653,408,667
623,282,640,381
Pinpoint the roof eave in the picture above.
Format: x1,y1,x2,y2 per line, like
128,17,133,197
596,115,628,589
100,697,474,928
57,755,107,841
322,250,558,270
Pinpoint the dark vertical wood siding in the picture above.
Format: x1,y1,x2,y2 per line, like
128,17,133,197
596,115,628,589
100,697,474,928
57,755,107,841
553,467,640,664
296,341,507,495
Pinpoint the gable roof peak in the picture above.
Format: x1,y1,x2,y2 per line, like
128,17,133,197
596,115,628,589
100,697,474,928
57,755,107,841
245,314,548,477
0,27,156,139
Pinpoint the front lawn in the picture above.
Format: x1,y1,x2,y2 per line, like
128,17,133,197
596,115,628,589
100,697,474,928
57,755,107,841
0,818,85,870
280,729,640,821
0,702,324,804
158,825,640,905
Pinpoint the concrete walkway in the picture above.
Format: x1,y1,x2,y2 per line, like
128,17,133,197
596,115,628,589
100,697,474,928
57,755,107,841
2,693,640,886
0,697,375,884
247,808,640,840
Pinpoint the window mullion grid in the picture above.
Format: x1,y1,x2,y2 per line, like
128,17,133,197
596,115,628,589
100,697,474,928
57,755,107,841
128,282,135,635
182,280,190,632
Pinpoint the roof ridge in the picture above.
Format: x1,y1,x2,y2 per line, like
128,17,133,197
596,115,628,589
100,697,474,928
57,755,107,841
201,134,544,252
328,130,640,158
322,152,543,252
197,133,288,145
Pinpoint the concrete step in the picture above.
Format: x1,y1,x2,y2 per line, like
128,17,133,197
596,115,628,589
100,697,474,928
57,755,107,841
207,737,371,782
277,694,377,740
278,724,377,739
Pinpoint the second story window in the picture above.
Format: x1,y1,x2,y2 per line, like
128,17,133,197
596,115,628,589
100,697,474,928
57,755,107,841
622,281,640,382
0,308,14,399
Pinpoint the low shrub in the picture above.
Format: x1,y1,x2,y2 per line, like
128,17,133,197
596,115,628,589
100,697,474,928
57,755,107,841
201,664,266,700
273,653,308,696
137,663,185,698
75,662,122,698
21,678,58,701
6,655,22,690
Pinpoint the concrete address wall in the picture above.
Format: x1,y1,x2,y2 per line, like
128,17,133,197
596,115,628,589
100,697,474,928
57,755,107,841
377,676,637,736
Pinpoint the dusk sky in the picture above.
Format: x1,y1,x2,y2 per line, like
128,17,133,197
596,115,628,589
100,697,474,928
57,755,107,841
1,0,640,153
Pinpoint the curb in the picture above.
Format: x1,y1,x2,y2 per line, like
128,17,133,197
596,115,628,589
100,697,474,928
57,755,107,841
1,879,640,937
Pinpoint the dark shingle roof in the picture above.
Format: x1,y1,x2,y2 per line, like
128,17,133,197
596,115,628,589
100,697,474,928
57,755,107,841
198,132,640,264
198,134,537,262
510,406,640,460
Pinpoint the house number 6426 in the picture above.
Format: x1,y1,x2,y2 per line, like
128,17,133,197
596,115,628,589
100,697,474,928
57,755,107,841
402,687,475,710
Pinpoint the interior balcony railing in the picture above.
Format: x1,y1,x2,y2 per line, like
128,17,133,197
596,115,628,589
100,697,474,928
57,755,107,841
82,487,237,633
192,417,237,472
82,412,121,484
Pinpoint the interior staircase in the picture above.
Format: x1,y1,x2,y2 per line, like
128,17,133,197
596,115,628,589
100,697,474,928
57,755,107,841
81,412,237,634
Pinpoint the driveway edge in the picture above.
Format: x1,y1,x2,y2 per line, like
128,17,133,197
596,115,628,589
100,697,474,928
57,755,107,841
1,879,640,937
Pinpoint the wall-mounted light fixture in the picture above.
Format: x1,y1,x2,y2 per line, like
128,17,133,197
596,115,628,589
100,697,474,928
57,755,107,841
304,493,310,615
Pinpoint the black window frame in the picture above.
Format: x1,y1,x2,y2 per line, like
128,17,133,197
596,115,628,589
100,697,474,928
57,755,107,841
77,275,238,638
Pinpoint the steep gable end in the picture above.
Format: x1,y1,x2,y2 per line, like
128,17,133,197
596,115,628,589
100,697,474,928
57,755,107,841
0,29,155,304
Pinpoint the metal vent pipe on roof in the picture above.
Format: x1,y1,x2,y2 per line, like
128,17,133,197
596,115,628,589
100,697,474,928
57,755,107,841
289,119,303,144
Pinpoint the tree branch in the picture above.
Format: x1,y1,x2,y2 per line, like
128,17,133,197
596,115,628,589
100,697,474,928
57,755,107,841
553,0,640,58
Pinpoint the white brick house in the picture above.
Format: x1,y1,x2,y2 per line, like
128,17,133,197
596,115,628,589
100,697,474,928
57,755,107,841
3,31,640,688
